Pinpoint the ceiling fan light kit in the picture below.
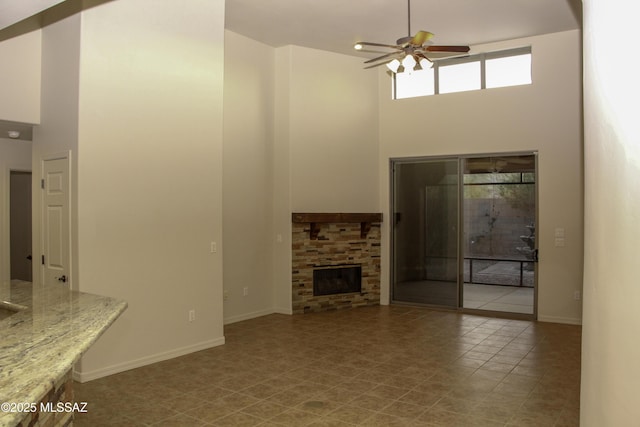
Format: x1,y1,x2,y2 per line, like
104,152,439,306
354,0,470,73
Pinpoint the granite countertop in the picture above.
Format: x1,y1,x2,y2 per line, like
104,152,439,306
0,280,127,427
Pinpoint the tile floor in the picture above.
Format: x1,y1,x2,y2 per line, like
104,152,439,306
463,284,534,314
392,281,534,315
74,305,581,426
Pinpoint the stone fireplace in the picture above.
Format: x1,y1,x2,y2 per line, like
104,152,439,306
291,213,382,314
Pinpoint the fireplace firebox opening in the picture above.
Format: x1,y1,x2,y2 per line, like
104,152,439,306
313,265,362,296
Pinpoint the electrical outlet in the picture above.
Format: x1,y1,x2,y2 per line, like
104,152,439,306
188,309,196,322
243,287,249,297
574,291,581,301
223,290,229,301
210,241,217,253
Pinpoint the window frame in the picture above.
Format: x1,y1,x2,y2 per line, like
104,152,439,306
393,46,532,99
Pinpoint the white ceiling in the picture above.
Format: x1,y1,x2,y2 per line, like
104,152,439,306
1,0,582,55
0,0,66,30
225,0,582,58
0,0,581,141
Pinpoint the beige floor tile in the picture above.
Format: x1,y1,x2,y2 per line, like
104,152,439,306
366,412,415,426
312,386,361,404
240,399,288,419
297,399,343,416
380,399,428,419
185,385,234,402
185,400,236,423
467,399,519,423
73,306,581,426
446,383,497,401
307,416,361,427
412,379,456,395
211,411,265,426
431,395,478,415
482,360,517,374
363,383,411,400
327,404,376,425
418,405,468,426
469,368,509,383
464,350,497,361
269,407,322,425
149,413,210,426
507,410,559,426
451,356,487,369
347,393,391,411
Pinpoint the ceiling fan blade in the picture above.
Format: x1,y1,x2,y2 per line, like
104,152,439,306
364,51,402,64
418,51,469,61
363,53,404,69
354,41,401,50
364,61,393,70
396,36,413,46
410,30,435,46
425,45,470,53
415,53,433,63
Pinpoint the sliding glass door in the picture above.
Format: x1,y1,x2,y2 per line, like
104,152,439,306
391,158,460,308
461,155,537,315
391,154,537,317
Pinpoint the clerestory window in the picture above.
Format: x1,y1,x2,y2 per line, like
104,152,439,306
393,47,532,100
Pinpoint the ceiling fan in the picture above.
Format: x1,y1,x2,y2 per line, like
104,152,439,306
354,0,470,72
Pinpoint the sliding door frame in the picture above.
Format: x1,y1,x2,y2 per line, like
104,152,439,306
390,151,538,320
389,154,462,309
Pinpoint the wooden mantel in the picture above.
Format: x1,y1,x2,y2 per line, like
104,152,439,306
292,212,383,240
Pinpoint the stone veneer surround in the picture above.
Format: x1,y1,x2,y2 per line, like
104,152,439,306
292,216,381,314
16,369,74,427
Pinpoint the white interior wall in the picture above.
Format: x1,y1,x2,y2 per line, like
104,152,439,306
32,12,81,290
222,30,276,323
0,30,41,287
73,0,225,380
271,45,380,313
0,29,41,124
581,0,640,424
272,46,294,314
287,46,380,212
378,30,584,324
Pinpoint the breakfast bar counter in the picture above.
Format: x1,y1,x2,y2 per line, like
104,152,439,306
0,280,127,427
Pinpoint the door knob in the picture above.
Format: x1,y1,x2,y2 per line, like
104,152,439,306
57,275,67,283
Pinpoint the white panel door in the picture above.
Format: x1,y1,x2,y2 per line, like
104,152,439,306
42,157,70,287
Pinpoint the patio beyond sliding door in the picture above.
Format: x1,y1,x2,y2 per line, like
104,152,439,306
391,154,537,317
391,158,460,308
462,155,537,315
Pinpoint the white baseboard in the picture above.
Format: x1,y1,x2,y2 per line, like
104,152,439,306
224,307,292,325
73,337,226,383
537,315,582,325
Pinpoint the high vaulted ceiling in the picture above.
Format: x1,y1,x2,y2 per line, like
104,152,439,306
0,0,581,141
224,0,581,58
0,0,66,31
1,0,582,57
